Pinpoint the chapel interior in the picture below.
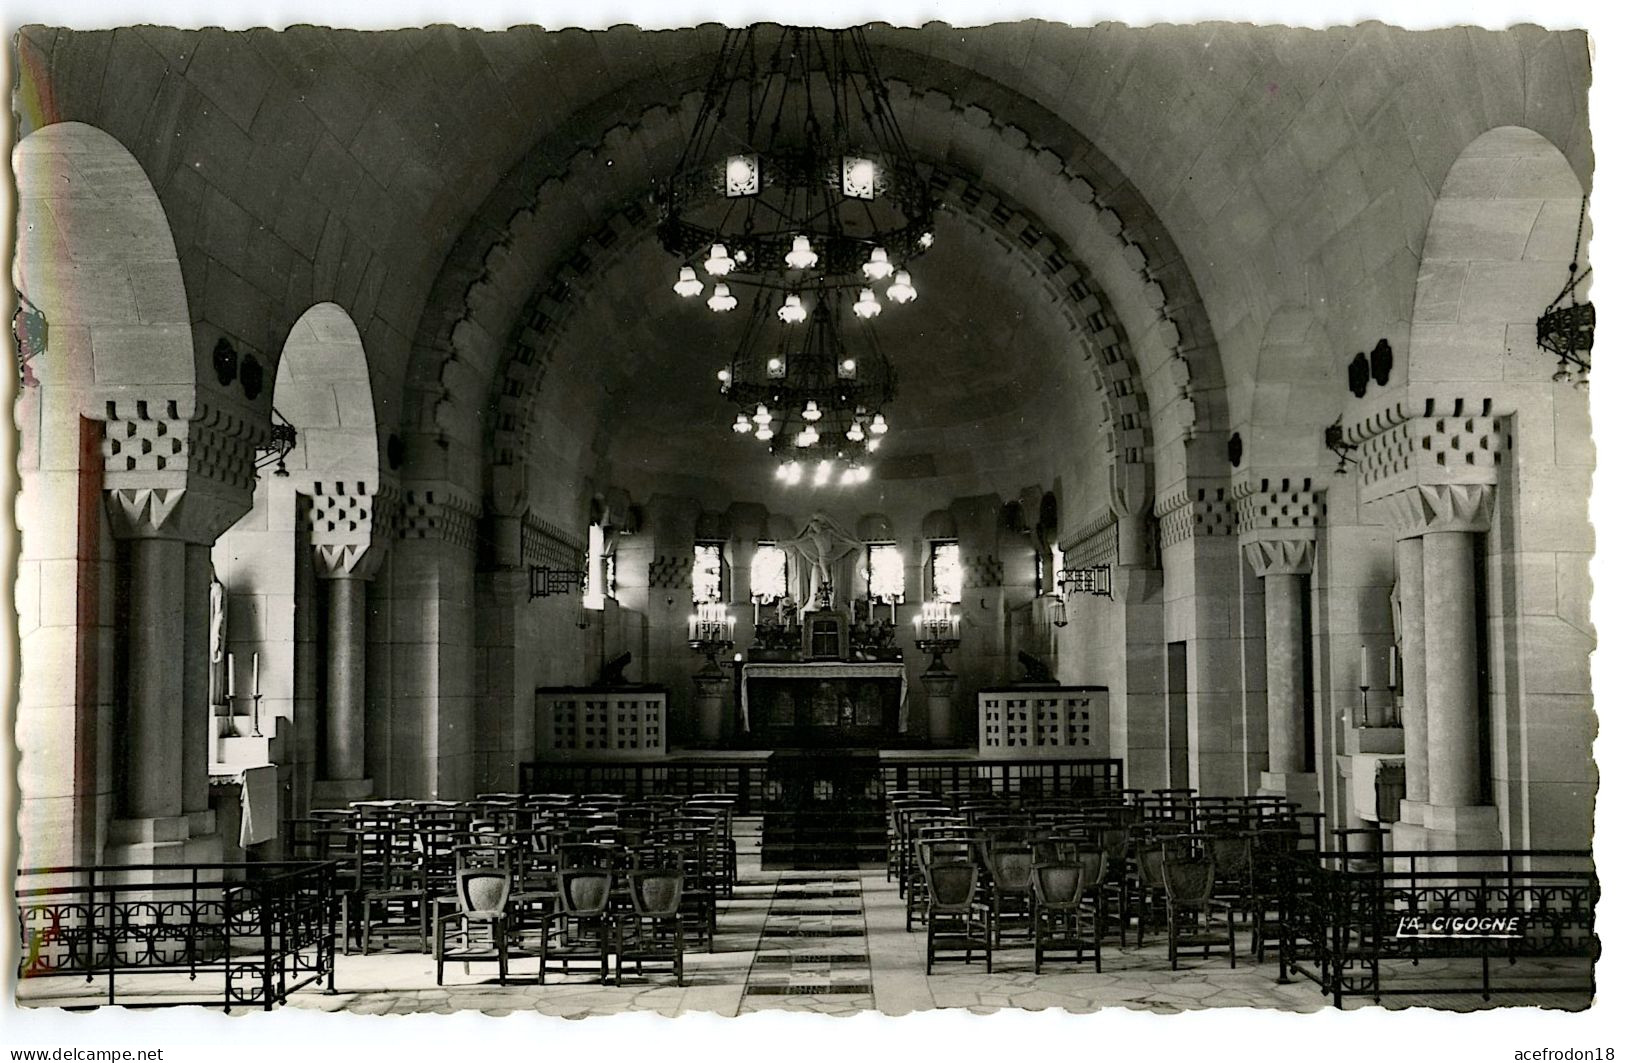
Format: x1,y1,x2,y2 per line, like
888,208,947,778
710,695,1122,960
9,18,1600,1015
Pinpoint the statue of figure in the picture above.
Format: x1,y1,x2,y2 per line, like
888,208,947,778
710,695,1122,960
783,512,863,612
596,651,633,687
1017,650,1058,685
209,572,226,706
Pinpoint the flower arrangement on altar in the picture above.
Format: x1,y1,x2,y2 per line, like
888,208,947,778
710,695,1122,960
849,617,900,661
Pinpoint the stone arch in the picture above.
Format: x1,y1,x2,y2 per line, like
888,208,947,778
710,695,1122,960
272,303,387,575
403,74,1227,519
14,121,192,398
15,121,255,869
1408,126,1587,391
1235,306,1343,478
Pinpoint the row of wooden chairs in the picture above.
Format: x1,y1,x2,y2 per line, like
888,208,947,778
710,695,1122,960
285,793,739,957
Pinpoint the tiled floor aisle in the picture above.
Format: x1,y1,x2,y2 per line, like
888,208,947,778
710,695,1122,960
17,821,1593,1015
738,872,873,1012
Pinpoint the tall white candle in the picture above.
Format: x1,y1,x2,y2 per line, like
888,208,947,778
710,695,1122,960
252,652,261,697
227,652,236,699
1388,645,1398,689
1359,645,1371,690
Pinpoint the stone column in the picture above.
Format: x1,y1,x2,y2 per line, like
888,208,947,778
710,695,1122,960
312,539,384,804
105,477,252,867
181,543,215,816
1384,482,1501,853
322,578,369,788
1234,476,1324,812
1244,538,1319,810
125,536,188,820
1392,536,1430,850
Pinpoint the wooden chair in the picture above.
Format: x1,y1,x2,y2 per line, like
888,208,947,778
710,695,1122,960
538,868,614,984
616,869,685,986
979,840,1036,948
435,868,513,985
1163,850,1236,970
1031,855,1108,973
922,859,992,975
354,826,429,955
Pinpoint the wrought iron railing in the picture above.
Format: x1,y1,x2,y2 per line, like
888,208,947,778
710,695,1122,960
519,755,1125,811
16,860,339,1010
1275,848,1597,1008
520,759,770,811
880,757,1123,798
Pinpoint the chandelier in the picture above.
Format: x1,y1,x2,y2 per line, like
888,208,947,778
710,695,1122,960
1536,196,1594,387
658,25,934,483
717,287,895,485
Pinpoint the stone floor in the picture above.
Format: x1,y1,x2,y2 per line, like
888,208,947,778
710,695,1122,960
16,823,1594,1017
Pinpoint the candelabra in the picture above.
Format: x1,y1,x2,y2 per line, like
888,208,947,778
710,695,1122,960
688,603,737,675
912,602,962,674
1358,643,1400,728
224,651,263,737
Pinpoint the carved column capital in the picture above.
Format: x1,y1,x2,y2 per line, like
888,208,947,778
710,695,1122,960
1243,538,1317,578
1348,397,1505,502
1232,475,1324,548
101,397,260,543
313,541,386,580
105,486,247,544
1381,483,1496,539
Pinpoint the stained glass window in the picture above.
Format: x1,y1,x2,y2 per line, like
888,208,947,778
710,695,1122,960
693,543,723,604
866,543,904,604
930,541,962,604
751,543,789,604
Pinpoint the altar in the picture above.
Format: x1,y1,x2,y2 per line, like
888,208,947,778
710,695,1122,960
740,661,908,747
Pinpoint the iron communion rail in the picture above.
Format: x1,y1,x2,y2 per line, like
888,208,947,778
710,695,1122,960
1274,848,1598,1008
16,860,339,1010
518,755,1125,812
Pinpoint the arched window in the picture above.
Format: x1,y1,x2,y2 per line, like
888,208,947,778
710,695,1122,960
929,541,962,604
865,543,905,603
751,542,789,603
693,542,724,604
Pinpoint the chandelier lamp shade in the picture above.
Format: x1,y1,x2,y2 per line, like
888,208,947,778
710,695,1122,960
659,24,934,485
657,26,935,297
717,289,896,483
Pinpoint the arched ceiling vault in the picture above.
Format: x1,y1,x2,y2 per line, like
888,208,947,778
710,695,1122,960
412,72,1225,524
24,23,1585,499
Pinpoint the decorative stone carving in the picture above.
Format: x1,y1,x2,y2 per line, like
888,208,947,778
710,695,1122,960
1153,485,1234,549
1345,397,1504,502
101,397,261,543
313,541,386,580
522,513,586,572
1243,539,1317,578
648,554,690,590
105,486,246,544
963,553,1005,589
398,486,480,552
1233,477,1324,546
1060,509,1118,570
1381,483,1497,540
101,397,261,496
